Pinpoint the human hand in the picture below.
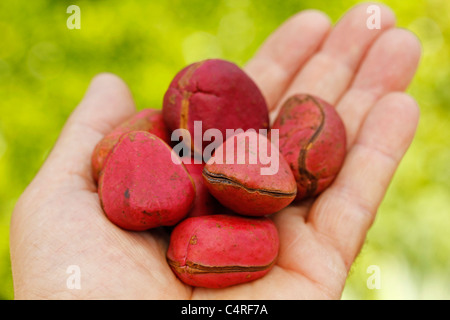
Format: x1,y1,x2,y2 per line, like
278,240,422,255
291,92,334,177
10,3,420,299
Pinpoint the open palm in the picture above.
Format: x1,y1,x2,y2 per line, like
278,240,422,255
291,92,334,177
10,3,421,299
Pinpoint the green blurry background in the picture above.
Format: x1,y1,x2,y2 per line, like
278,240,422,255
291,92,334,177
0,0,449,300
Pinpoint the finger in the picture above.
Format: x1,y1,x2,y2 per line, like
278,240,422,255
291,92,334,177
244,10,331,110
307,92,420,269
271,2,396,121
38,73,137,188
336,28,421,147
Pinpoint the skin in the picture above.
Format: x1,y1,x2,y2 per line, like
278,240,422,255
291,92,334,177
10,3,421,299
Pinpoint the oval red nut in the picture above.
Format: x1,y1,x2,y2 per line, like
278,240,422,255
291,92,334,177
98,131,195,231
181,157,223,218
202,131,297,216
166,214,279,288
162,59,269,156
91,109,170,182
271,94,347,200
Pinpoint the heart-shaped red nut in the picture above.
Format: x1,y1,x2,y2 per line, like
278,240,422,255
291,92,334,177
202,131,297,216
162,59,269,156
271,94,347,200
98,131,195,231
166,214,279,288
91,109,170,182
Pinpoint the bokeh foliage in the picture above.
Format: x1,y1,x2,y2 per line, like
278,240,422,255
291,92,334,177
0,0,449,300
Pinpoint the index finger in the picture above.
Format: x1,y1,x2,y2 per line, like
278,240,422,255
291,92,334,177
244,10,331,111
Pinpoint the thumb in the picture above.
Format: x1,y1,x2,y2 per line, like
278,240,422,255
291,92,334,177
36,73,137,191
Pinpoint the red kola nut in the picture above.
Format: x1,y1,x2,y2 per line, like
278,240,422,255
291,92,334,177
166,214,279,288
202,131,297,216
162,59,269,156
181,157,223,218
91,109,170,182
98,131,195,231
271,94,347,200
